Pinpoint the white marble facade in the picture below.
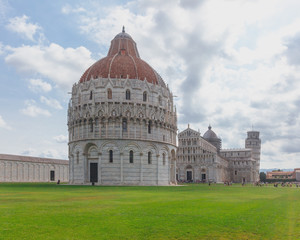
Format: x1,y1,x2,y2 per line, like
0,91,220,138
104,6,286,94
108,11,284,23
177,127,261,183
68,30,177,185
0,154,68,182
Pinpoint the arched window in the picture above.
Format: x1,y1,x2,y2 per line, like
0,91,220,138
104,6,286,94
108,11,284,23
107,88,112,99
148,121,152,134
89,119,93,132
158,95,162,105
90,91,93,100
122,118,127,132
76,152,79,164
129,150,133,163
148,152,152,164
126,89,131,100
109,150,113,163
143,91,147,102
163,153,166,165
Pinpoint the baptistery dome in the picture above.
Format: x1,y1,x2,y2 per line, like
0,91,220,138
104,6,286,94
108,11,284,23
80,27,165,87
68,28,177,186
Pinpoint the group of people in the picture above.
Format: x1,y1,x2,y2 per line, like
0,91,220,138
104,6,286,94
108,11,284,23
223,181,233,186
176,179,300,187
253,181,300,187
275,182,299,187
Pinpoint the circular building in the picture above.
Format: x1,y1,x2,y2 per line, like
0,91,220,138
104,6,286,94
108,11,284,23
203,125,222,152
68,28,177,185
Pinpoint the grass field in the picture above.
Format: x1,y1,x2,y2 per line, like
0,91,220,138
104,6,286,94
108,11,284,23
0,183,299,240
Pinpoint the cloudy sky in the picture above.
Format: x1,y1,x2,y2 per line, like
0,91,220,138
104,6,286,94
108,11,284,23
0,0,300,169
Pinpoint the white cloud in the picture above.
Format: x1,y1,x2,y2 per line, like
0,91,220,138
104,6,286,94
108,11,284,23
21,100,51,117
5,43,94,90
40,96,62,110
6,15,41,41
0,115,11,130
0,42,4,55
20,148,38,157
53,135,68,143
28,78,52,92
40,149,63,159
61,4,86,14
21,147,66,159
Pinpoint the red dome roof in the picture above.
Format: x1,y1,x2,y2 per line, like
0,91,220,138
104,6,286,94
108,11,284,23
80,27,165,86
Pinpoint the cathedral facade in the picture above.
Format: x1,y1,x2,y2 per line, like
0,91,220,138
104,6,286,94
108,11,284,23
68,28,177,185
176,126,261,183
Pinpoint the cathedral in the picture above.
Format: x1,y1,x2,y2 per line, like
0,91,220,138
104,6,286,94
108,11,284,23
67,28,261,185
177,125,261,183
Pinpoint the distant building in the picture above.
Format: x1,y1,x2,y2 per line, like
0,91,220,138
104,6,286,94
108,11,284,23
176,125,261,183
266,168,300,181
0,154,68,182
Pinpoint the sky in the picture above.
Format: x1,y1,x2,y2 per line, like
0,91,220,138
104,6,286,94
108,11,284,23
0,0,300,169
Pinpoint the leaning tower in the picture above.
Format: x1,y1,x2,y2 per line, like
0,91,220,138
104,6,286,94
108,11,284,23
245,131,261,182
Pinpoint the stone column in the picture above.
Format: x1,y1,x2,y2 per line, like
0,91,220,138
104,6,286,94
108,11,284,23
113,119,115,138
16,162,18,182
70,154,74,184
140,152,143,184
105,120,108,138
156,154,160,185
98,152,102,184
3,161,6,182
174,156,177,184
99,119,102,138
128,118,130,138
76,123,78,140
134,119,137,139
120,152,124,183
140,121,142,139
93,120,96,138
82,153,86,184
168,157,171,184
120,120,122,138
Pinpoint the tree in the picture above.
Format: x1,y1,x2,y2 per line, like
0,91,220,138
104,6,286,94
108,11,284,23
260,172,266,182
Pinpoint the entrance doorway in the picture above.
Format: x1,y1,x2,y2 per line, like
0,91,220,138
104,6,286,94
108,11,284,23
187,171,193,182
201,173,206,182
50,170,55,181
90,163,98,183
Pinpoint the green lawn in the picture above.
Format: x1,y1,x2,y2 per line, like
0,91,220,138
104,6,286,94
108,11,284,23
0,183,299,240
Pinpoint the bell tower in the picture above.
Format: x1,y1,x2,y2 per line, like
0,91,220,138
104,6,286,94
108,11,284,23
245,131,261,181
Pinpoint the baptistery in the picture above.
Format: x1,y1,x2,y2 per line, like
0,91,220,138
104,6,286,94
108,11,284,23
68,28,177,185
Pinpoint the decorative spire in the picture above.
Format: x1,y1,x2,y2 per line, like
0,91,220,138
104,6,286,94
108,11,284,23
208,124,211,130
188,123,190,128
122,26,125,33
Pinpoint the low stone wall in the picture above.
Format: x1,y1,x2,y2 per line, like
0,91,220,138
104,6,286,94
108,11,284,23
0,154,69,182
